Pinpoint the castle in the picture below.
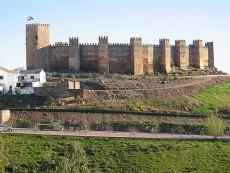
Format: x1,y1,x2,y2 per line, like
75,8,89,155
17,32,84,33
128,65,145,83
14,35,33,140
26,24,214,75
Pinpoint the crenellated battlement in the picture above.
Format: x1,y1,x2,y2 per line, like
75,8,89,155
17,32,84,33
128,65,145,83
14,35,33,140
153,45,160,48
69,37,79,41
80,43,98,46
109,43,130,47
193,40,203,45
69,37,79,46
159,38,170,44
175,40,186,45
143,44,153,47
130,37,142,42
51,42,69,47
99,36,108,39
26,23,50,27
205,42,213,47
99,36,108,43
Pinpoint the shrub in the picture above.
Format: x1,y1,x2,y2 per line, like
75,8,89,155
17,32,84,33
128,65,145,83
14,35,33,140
126,101,144,112
38,124,54,130
15,119,30,128
204,114,225,137
46,96,55,105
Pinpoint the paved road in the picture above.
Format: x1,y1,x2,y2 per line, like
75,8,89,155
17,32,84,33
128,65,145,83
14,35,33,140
3,128,230,141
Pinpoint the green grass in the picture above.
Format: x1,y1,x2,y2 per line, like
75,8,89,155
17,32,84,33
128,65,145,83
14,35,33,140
1,134,230,173
192,83,230,113
126,82,230,114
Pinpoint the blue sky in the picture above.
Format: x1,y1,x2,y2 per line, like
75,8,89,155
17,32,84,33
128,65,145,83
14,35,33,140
0,0,229,73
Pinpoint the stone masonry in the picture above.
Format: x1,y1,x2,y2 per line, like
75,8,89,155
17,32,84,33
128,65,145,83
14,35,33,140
26,24,215,75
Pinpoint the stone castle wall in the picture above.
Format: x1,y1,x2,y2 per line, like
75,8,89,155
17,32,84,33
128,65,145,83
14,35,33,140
26,24,215,75
80,44,99,72
49,43,69,71
109,44,131,74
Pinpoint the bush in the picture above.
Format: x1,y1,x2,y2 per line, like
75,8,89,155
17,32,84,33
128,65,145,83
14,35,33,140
38,124,54,130
159,123,205,135
15,119,30,128
91,121,159,133
63,121,84,130
46,96,55,105
126,101,144,112
204,115,225,137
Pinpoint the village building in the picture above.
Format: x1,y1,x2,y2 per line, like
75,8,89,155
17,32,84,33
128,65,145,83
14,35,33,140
0,67,20,94
17,69,46,94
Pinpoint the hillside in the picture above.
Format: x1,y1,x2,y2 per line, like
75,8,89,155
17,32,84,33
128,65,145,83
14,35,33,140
46,74,230,114
1,135,230,173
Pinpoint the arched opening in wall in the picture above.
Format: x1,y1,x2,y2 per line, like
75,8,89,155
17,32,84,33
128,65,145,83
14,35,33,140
35,35,38,40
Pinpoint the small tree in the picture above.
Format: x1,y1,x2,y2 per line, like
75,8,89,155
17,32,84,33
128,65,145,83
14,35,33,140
205,114,225,137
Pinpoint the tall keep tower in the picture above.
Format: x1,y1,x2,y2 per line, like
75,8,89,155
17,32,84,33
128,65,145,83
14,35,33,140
26,24,50,69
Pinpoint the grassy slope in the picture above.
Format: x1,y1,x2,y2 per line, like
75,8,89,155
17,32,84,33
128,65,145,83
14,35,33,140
192,83,230,113
2,134,230,173
128,82,230,114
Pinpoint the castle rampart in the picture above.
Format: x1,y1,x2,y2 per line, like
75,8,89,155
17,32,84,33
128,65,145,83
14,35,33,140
26,24,215,75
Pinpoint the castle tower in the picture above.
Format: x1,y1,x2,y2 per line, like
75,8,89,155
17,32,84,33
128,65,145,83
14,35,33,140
142,45,153,74
205,42,214,68
192,40,203,68
98,36,109,73
69,37,80,71
160,39,172,73
191,40,209,69
130,38,143,75
175,40,189,70
26,24,50,69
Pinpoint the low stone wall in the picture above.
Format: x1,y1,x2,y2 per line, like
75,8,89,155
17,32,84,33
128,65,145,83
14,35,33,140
34,86,69,97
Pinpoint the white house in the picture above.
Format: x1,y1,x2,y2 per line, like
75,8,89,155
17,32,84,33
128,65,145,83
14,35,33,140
0,67,20,94
17,69,46,94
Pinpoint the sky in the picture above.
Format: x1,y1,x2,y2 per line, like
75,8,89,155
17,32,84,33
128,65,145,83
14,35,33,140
0,0,229,73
